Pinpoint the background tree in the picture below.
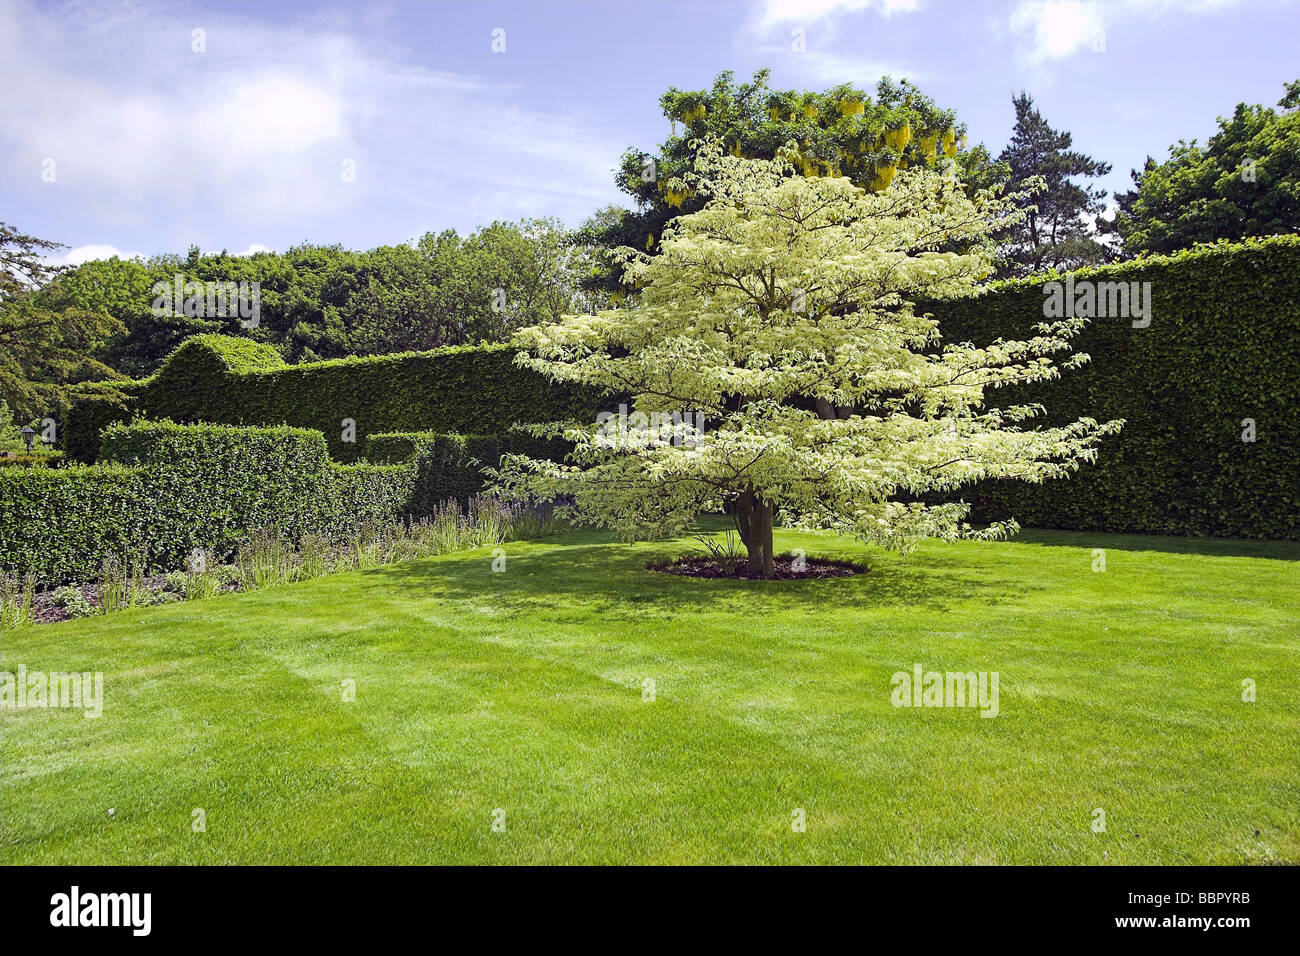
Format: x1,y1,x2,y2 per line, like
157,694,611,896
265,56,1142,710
0,221,122,422
36,219,603,375
492,142,1120,577
1105,79,1300,256
996,92,1112,276
582,69,1004,294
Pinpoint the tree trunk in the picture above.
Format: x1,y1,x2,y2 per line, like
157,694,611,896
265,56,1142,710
733,489,775,579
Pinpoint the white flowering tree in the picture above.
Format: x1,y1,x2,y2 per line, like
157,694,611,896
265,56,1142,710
492,140,1121,578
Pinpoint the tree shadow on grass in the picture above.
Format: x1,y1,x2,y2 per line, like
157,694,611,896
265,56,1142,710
1009,528,1300,561
371,535,1023,624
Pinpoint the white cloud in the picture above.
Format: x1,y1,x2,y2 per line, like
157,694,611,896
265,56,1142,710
234,244,274,257
756,0,922,27
51,244,147,266
743,0,926,86
0,0,627,246
1008,0,1250,65
1009,1,1106,64
757,46,925,84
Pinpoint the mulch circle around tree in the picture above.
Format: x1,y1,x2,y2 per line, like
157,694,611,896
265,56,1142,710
649,556,866,580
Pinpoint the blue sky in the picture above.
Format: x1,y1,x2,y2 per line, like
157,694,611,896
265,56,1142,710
2,0,1296,264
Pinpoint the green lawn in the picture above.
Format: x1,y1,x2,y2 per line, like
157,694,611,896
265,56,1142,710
2,527,1297,864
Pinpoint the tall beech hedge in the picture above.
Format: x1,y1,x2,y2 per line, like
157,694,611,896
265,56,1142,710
1,421,414,585
54,236,1299,540
925,235,1300,539
65,336,601,463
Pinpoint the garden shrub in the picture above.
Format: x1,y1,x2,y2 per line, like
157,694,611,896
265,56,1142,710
64,337,601,462
363,431,440,465
0,463,151,584
0,453,63,468
924,235,1300,539
51,237,1299,539
366,430,571,511
328,462,418,536
0,420,415,585
409,434,505,515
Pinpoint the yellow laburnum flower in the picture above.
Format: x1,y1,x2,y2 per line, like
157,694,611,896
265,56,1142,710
883,123,912,152
681,104,707,124
868,164,897,191
665,189,689,208
941,129,958,157
919,132,939,160
838,99,865,118
803,103,818,119
646,232,655,251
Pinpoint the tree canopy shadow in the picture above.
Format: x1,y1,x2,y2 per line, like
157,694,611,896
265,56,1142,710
370,534,1025,624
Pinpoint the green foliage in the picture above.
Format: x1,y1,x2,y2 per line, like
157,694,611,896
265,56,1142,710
498,141,1115,576
0,222,125,422
365,429,572,513
410,434,506,515
1108,79,1300,257
156,333,286,378
64,335,600,463
63,381,146,462
35,220,602,377
0,420,415,585
585,70,1002,292
0,463,151,584
996,92,1112,276
925,234,1300,538
0,453,62,469
0,572,37,629
363,430,441,464
50,585,97,620
329,462,418,535
0,399,29,452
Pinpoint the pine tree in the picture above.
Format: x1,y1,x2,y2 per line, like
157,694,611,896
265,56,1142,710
996,93,1112,277
0,221,122,421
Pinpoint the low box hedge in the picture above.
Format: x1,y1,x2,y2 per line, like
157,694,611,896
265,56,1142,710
1,420,416,585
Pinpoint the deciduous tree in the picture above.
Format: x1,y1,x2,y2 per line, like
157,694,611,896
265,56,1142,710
492,142,1121,577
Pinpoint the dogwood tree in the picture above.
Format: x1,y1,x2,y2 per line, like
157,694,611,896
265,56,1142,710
492,140,1121,578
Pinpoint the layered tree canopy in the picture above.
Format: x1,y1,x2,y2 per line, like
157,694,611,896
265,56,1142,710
996,93,1112,277
493,140,1122,576
1107,79,1300,256
0,221,123,422
582,69,1004,293
32,218,605,377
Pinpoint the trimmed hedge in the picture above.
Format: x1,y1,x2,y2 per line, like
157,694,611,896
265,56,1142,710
365,430,572,512
64,337,601,463
0,464,151,584
53,237,1299,540
926,235,1300,539
364,431,441,465
1,420,414,585
0,452,62,469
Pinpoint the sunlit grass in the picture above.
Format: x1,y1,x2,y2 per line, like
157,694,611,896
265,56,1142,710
2,527,1296,864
